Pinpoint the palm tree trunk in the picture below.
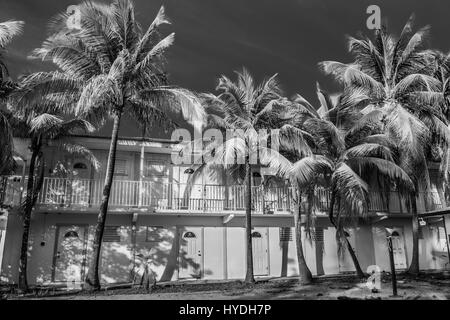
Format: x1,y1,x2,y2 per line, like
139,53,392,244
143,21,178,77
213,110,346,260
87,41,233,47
85,111,122,290
244,157,255,283
315,237,325,276
407,194,420,276
328,191,365,279
344,235,365,278
280,239,288,277
294,192,313,284
18,136,41,292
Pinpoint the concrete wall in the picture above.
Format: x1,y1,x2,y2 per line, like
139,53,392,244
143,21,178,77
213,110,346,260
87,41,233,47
372,219,413,272
1,212,448,286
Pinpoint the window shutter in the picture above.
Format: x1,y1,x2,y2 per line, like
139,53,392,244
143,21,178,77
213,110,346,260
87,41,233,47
279,227,292,242
103,226,121,242
312,228,324,242
114,160,128,176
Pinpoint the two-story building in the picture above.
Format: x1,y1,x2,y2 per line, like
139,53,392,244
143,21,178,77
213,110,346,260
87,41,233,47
0,134,449,287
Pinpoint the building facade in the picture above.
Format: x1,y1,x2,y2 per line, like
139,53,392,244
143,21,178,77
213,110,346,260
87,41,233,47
0,135,449,286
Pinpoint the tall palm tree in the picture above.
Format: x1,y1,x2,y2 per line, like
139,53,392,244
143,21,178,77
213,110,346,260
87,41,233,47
0,20,24,175
26,0,205,290
190,69,309,283
282,84,415,278
269,150,331,284
9,84,100,291
319,15,450,275
262,92,331,284
426,50,450,205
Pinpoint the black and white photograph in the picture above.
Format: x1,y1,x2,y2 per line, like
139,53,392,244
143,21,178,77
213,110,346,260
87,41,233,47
0,0,449,310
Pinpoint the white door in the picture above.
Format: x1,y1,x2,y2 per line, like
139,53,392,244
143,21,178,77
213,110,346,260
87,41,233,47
71,160,91,206
391,227,407,269
252,228,269,276
179,228,202,279
339,229,356,273
53,225,87,283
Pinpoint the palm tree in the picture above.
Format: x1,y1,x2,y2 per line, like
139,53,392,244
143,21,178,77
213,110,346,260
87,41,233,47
0,20,24,175
283,83,415,278
190,69,309,283
27,0,205,290
263,93,331,284
319,15,450,276
426,50,450,205
8,83,100,291
270,151,331,284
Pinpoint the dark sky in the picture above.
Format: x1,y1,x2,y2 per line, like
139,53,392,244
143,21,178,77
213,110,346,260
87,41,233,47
1,0,450,138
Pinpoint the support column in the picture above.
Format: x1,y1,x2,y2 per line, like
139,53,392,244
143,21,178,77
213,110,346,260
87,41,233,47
138,142,145,207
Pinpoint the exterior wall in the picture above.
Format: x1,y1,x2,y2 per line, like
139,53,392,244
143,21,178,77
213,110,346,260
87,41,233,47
355,225,376,272
40,142,224,188
0,213,21,283
1,212,448,286
372,219,414,272
322,228,340,274
0,213,325,285
418,220,449,270
268,228,299,277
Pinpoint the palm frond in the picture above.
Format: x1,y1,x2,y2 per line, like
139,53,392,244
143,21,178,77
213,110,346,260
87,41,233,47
0,20,24,48
141,87,206,129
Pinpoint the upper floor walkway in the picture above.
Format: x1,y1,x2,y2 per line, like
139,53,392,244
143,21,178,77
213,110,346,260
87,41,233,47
0,176,446,216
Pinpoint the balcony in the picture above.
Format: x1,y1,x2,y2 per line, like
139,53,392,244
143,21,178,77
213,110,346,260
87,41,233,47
0,176,293,214
0,176,446,215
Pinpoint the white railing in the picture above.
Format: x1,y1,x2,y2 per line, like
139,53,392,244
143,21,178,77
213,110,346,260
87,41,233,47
0,176,446,215
308,187,445,214
31,177,293,214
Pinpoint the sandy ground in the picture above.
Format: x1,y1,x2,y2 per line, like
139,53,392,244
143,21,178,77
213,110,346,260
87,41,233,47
5,273,450,300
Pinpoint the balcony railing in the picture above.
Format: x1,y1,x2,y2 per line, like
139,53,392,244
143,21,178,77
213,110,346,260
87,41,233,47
0,176,447,215
0,176,293,214
307,188,446,214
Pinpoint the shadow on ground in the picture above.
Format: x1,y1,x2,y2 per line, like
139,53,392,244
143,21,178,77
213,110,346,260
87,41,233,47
3,272,450,300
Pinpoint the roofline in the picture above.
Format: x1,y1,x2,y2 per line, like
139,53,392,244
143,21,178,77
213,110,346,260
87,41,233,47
419,209,450,218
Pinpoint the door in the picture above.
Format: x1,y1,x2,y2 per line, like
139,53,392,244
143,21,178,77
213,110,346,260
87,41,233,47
179,228,203,279
252,228,269,276
53,225,87,283
390,227,407,269
339,229,356,273
71,159,91,206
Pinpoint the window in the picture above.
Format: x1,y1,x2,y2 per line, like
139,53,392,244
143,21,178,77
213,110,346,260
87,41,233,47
64,230,79,239
311,228,324,243
251,231,262,238
114,160,128,176
73,162,88,170
103,226,121,242
183,231,197,239
145,160,169,177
